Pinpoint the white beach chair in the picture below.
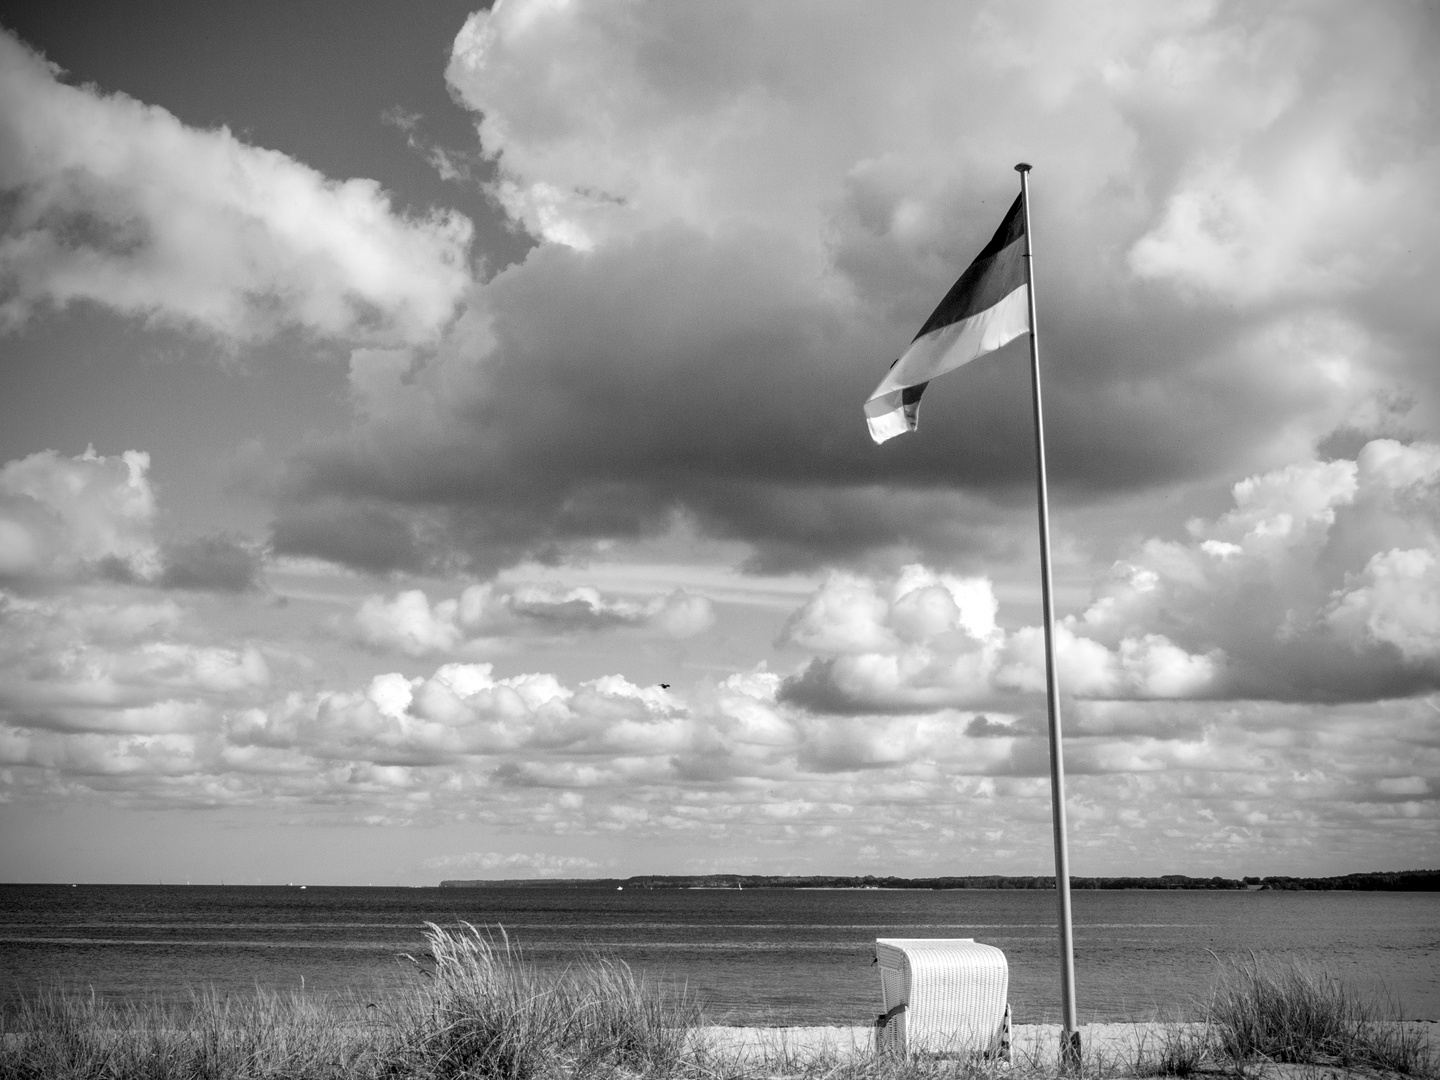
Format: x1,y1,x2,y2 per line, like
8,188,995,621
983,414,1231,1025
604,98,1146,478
874,938,1011,1060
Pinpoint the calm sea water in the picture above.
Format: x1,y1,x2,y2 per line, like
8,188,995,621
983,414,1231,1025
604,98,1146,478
1,885,1436,1024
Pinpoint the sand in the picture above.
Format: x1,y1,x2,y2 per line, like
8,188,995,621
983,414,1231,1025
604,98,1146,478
695,1021,1438,1069
695,1022,1191,1066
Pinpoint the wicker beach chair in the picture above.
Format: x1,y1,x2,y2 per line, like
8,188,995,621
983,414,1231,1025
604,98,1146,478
874,938,1011,1060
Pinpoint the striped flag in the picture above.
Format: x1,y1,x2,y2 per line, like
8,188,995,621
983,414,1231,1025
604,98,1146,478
864,194,1030,443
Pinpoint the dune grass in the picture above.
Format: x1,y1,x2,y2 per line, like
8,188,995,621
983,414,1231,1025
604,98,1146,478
1206,954,1432,1075
388,922,699,1077
0,983,394,1080
0,922,699,1080
1134,954,1434,1078
1,934,1433,1079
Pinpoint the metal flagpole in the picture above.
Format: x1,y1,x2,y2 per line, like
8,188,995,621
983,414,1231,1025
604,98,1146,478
1014,162,1081,1070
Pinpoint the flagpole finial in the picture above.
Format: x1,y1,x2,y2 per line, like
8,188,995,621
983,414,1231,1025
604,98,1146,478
1014,162,1032,173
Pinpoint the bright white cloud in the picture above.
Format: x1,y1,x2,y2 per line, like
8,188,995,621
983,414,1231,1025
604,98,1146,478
1329,548,1440,661
780,564,1219,711
354,589,469,656
0,446,263,592
351,582,715,656
0,447,160,585
449,0,1437,311
0,597,272,817
778,439,1440,709
2,537,1434,871
1076,439,1440,699
445,0,1180,254
1124,1,1439,306
5,642,1432,872
0,30,473,344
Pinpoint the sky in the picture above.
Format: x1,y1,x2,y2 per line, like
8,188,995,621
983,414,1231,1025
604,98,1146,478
1,0,1437,886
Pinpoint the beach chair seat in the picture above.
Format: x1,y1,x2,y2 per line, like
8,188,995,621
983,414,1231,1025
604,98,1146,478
874,938,1011,1060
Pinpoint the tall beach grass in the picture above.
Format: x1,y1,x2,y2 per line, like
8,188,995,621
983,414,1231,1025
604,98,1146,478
0,922,698,1080
1136,953,1434,1078
388,922,699,1077
1206,953,1431,1074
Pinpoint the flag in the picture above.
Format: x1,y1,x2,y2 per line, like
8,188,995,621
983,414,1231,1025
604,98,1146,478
864,193,1030,443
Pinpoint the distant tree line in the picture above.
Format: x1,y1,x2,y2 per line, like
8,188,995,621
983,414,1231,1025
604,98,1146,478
440,869,1439,891
1249,870,1440,891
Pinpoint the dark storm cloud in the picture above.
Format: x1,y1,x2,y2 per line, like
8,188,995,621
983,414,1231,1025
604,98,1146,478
159,535,263,592
269,499,447,577
272,225,1264,573
261,0,1440,576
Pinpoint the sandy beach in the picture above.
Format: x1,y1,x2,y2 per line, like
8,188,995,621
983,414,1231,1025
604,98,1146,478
698,1023,1189,1065
697,1021,1439,1069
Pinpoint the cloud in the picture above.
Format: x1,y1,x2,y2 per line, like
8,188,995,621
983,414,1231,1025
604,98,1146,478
778,439,1440,710
6,640,1432,871
1075,439,1440,700
1123,2,1438,307
222,663,693,771
1329,548,1440,662
0,447,161,585
353,590,470,656
350,582,715,656
0,29,473,344
0,591,269,738
265,0,1440,575
381,105,482,187
6,444,1431,864
0,447,266,593
159,535,264,592
777,564,1222,713
3,3,1439,876
421,851,601,877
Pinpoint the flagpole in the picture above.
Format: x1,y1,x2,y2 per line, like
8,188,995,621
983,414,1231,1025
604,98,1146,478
1015,162,1081,1070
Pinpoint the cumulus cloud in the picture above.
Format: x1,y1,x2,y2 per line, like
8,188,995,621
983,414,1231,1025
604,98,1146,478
780,440,1440,710
0,447,161,585
0,590,269,741
7,439,1432,866
350,582,715,656
201,663,712,799
1123,3,1438,307
0,447,265,592
6,639,1433,870
264,0,1440,575
778,565,1219,713
0,29,473,344
1076,439,1440,700
353,591,470,656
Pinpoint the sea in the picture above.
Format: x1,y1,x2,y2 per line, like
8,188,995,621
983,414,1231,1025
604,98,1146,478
1,884,1437,1025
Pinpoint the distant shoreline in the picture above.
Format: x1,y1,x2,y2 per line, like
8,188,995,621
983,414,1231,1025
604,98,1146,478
439,869,1440,891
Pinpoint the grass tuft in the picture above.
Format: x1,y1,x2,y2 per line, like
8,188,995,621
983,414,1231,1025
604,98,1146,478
0,983,391,1079
1207,954,1432,1075
1146,1023,1212,1077
392,921,700,1078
